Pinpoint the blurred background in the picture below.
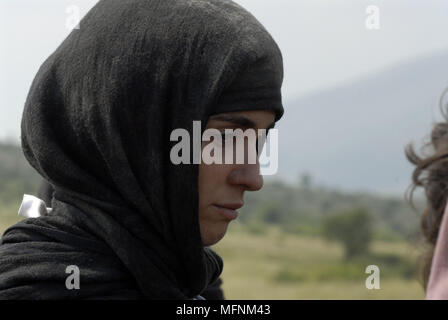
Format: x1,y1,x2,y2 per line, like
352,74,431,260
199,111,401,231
2,0,448,299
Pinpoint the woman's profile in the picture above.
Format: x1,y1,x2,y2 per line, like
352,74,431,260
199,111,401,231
0,0,284,299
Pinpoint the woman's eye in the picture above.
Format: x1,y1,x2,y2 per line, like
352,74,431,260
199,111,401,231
219,132,260,154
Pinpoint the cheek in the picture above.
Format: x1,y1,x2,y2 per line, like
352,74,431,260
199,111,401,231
198,163,230,208
198,164,232,246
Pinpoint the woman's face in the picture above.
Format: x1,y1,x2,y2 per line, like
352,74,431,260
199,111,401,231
198,109,276,246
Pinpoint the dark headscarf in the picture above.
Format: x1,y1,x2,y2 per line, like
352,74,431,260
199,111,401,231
0,0,284,299
35,179,225,299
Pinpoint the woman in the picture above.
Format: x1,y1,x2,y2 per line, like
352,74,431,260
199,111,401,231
0,0,284,299
406,89,448,299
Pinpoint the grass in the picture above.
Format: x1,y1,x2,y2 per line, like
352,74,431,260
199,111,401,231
211,222,425,299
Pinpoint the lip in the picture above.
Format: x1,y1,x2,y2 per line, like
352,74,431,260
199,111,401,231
212,203,243,220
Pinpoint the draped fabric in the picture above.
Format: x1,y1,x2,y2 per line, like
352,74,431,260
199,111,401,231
35,179,225,299
0,0,284,299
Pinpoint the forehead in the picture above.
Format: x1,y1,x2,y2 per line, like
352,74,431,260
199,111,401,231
207,110,275,129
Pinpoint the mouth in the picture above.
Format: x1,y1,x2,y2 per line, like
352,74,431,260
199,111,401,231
212,203,243,221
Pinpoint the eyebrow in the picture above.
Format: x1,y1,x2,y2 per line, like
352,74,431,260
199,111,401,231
209,114,276,130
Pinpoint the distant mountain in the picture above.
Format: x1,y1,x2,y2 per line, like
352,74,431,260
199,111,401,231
272,49,448,195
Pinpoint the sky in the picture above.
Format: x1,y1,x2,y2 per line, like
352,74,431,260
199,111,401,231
1,0,448,194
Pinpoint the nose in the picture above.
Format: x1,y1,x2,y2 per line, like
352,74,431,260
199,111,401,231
227,160,264,191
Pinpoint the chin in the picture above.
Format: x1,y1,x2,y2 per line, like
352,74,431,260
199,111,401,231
200,223,229,246
202,237,222,247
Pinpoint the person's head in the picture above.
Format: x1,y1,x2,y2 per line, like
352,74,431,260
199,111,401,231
406,89,448,290
198,109,275,246
20,0,284,297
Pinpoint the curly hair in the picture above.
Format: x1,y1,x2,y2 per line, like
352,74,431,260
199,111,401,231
405,88,448,290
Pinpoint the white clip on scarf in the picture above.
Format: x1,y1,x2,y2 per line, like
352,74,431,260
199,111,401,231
17,194,52,218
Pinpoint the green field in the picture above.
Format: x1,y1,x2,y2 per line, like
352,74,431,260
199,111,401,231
212,222,425,300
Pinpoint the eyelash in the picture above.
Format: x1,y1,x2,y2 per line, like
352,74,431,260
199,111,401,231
219,131,260,153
